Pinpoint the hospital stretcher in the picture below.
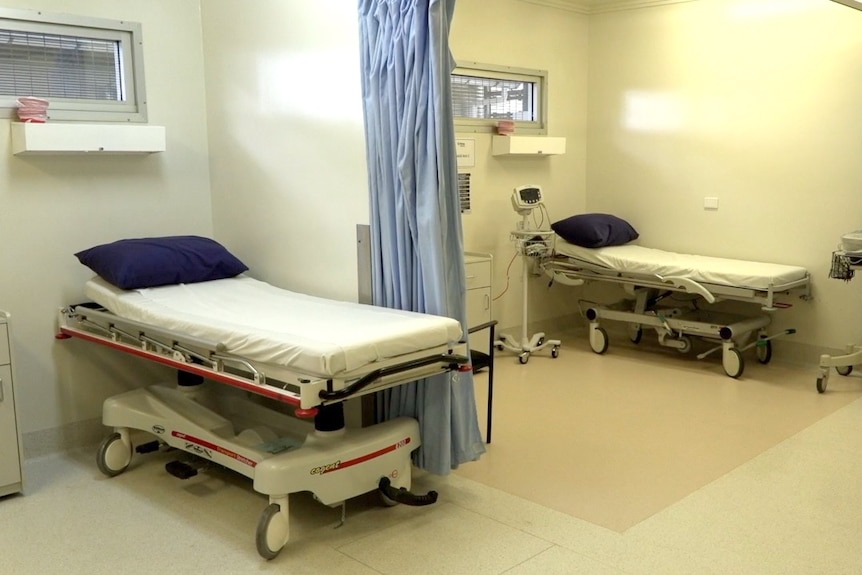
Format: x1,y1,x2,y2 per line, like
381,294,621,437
56,275,470,559
543,239,811,378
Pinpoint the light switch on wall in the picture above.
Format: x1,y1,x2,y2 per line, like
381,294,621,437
704,197,719,210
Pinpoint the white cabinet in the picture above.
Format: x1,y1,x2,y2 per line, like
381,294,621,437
491,135,566,156
0,311,24,497
465,253,492,354
11,122,166,155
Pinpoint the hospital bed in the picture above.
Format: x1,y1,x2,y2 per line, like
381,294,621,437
57,272,470,559
544,238,811,378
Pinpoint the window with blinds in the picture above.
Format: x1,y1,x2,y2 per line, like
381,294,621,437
0,8,147,122
451,62,547,134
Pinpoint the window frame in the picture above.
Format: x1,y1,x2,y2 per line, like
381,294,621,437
451,61,548,135
0,7,148,123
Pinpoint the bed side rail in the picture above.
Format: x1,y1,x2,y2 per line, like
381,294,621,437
319,352,471,401
57,304,303,407
544,259,811,309
57,304,471,411
544,260,720,302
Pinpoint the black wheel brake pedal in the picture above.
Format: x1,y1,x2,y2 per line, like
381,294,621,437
165,460,198,479
135,440,161,454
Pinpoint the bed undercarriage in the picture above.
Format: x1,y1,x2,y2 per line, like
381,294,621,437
544,258,811,378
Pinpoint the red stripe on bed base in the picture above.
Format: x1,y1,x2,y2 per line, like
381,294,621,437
318,437,413,475
58,326,302,406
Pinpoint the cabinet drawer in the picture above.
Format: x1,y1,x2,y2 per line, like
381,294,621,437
465,260,491,290
0,324,8,366
0,363,22,492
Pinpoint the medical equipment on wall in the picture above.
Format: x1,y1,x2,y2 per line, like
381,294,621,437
817,231,862,392
494,185,560,364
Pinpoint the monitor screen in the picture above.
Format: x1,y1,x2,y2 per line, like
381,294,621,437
519,187,540,203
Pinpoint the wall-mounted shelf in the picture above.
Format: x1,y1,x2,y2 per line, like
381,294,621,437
10,122,166,155
491,135,566,156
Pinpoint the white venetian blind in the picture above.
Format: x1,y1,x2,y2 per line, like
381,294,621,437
451,74,536,122
0,29,123,101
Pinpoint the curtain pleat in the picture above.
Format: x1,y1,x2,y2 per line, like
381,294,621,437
358,0,485,474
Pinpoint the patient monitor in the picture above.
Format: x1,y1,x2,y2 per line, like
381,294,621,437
511,185,543,215
495,185,561,364
511,185,548,234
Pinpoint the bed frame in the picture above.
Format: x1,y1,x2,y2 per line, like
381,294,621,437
543,257,811,378
57,303,470,559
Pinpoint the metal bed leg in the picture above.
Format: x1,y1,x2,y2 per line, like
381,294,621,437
468,320,498,444
486,323,495,444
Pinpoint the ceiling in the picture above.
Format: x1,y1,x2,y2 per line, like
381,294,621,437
519,0,698,14
523,0,862,14
831,0,862,11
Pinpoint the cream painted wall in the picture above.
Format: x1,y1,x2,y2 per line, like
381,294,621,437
10,0,857,448
587,0,862,353
199,0,586,330
200,0,369,302
0,0,213,436
451,0,589,333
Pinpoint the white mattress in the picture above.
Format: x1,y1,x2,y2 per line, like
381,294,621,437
84,275,463,378
553,239,808,290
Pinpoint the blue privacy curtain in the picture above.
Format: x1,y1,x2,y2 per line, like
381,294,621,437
358,0,486,474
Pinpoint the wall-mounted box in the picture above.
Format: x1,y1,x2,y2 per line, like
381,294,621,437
10,122,166,155
491,135,566,156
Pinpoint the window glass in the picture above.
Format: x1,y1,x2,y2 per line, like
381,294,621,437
451,62,547,134
0,8,147,122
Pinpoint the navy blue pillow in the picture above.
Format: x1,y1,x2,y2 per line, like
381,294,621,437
75,236,249,290
551,214,639,248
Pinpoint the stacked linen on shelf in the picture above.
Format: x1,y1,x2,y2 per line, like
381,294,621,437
17,97,49,123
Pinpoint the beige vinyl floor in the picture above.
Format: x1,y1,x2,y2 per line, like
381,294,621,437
3,329,862,574
460,330,862,532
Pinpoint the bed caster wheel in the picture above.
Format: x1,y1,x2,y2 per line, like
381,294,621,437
518,353,529,364
676,336,692,354
629,327,643,344
722,348,744,379
816,376,828,394
589,327,609,355
495,344,504,352
96,432,132,477
379,490,401,507
836,365,853,376
756,340,772,364
551,345,559,358
256,503,289,560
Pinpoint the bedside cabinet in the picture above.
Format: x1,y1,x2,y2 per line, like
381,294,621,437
464,252,492,354
0,311,24,497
